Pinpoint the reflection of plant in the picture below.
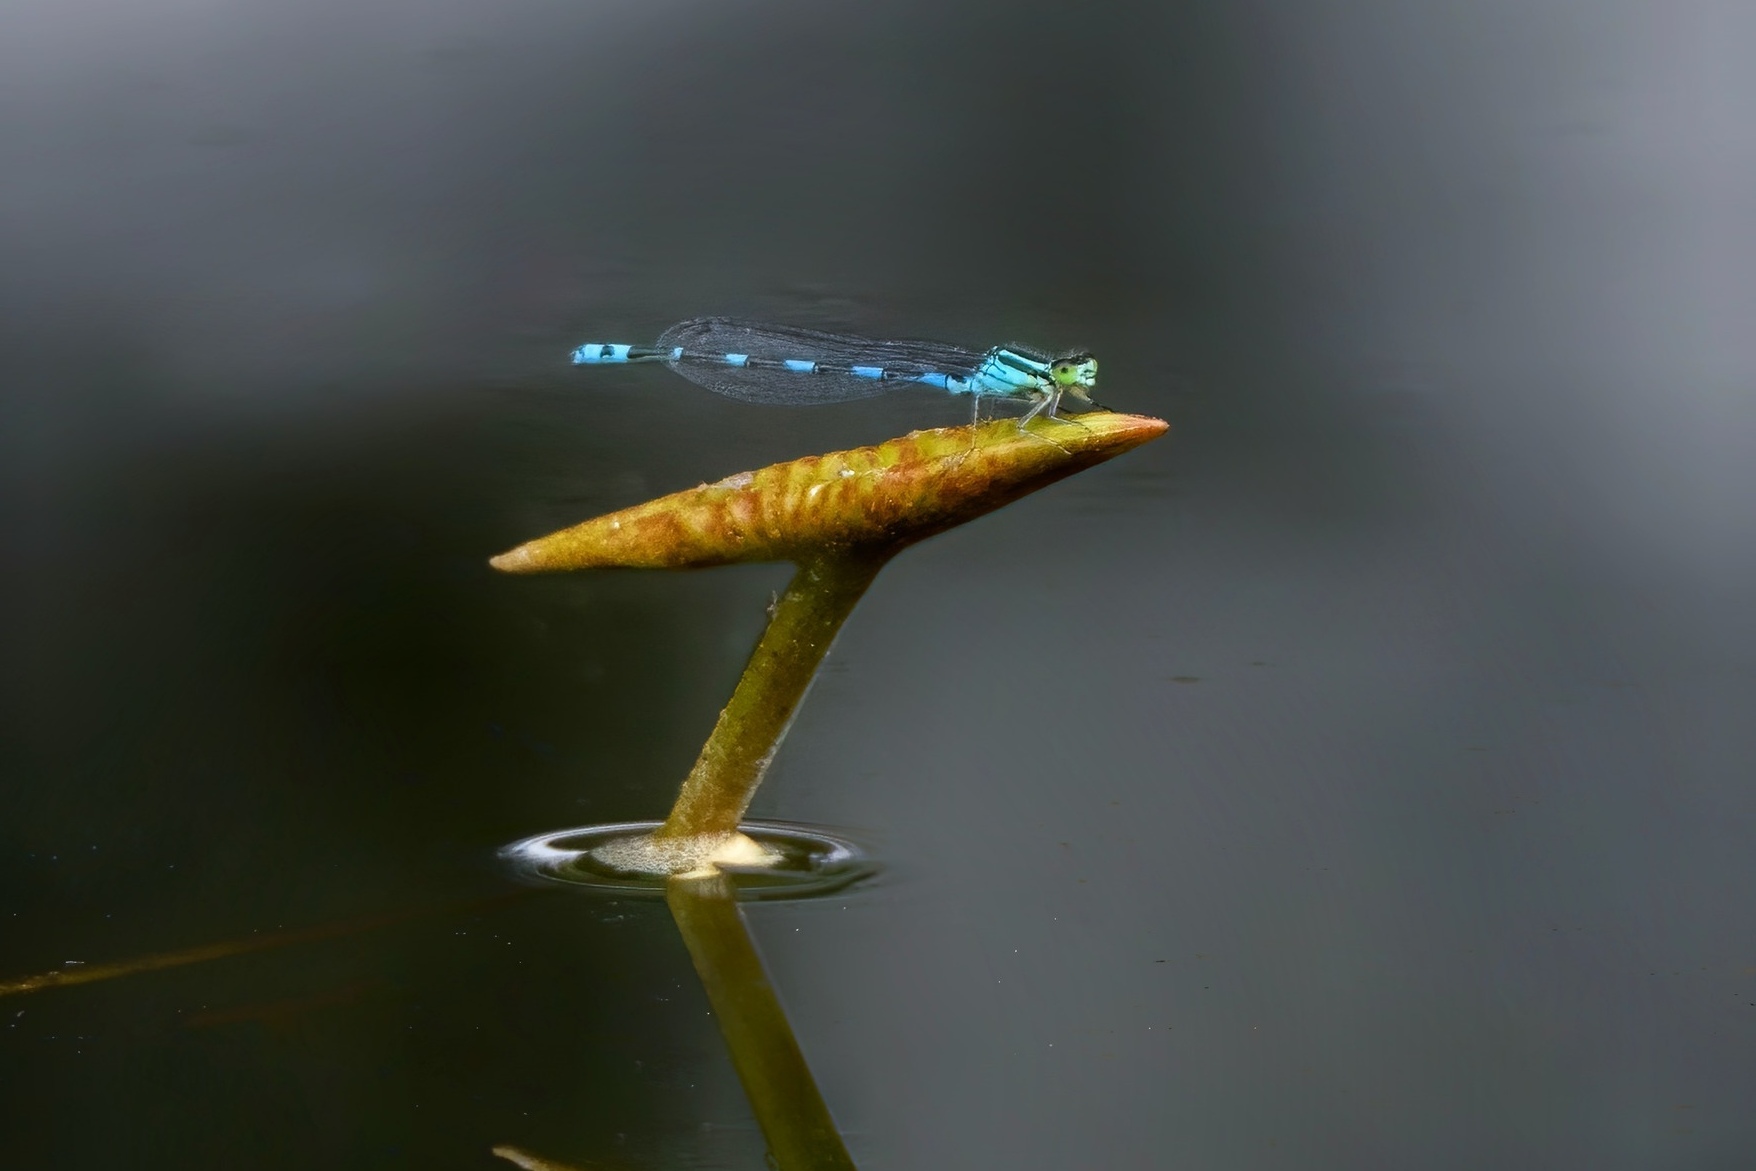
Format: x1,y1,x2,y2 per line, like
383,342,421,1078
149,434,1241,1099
0,892,534,1000
487,874,857,1171
491,412,1167,869
492,1142,603,1169
667,873,859,1170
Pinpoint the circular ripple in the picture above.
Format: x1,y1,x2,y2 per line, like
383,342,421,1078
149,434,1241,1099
499,820,876,901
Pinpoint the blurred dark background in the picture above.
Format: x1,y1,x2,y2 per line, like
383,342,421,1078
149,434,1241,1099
3,1,1753,1168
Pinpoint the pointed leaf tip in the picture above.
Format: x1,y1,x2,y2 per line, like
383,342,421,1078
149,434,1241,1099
487,547,534,573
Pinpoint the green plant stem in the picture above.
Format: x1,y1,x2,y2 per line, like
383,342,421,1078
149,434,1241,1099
656,551,889,840
666,874,858,1171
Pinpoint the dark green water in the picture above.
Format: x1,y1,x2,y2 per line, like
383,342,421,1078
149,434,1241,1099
4,2,1755,1167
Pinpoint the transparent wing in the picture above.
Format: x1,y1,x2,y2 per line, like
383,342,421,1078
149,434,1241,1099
654,317,988,405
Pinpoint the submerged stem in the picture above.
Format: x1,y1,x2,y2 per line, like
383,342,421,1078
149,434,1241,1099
666,873,858,1170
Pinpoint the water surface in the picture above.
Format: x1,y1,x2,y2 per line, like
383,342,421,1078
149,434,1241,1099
3,2,1754,1167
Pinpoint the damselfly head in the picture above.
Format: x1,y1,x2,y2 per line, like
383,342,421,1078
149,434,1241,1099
1051,354,1098,390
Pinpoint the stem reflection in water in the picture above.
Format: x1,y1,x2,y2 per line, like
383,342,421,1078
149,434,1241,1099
667,873,859,1171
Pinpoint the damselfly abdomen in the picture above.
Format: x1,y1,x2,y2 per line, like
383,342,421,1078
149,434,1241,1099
571,317,1099,422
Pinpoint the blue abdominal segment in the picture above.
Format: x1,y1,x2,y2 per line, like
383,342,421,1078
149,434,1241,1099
571,343,671,364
